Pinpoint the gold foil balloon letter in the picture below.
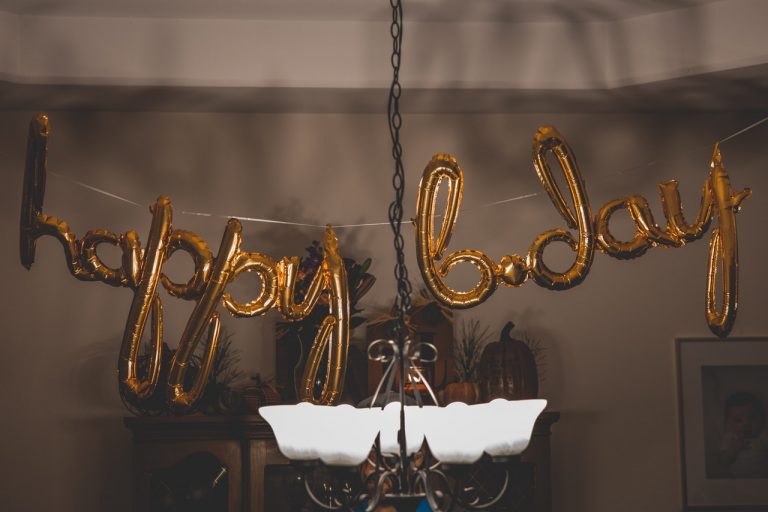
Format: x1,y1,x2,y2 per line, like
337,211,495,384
414,154,497,308
528,127,595,290
593,145,750,337
166,219,241,410
415,126,750,338
19,114,353,411
277,227,350,405
119,197,171,401
705,145,751,337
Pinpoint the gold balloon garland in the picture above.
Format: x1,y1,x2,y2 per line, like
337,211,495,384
19,114,754,412
414,126,751,338
20,114,350,410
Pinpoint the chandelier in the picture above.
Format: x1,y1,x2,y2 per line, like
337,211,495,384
261,339,545,509
260,1,546,509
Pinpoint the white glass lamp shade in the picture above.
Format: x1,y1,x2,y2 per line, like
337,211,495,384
480,399,547,457
259,402,381,466
422,399,547,464
420,402,487,464
378,402,428,455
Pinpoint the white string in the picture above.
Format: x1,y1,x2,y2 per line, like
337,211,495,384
48,170,144,208
330,191,541,228
45,113,768,229
719,114,768,144
181,210,328,228
47,167,540,229
472,192,539,208
613,113,768,176
178,192,540,229
334,220,406,228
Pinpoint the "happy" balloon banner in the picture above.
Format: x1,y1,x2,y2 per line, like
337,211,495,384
20,114,350,410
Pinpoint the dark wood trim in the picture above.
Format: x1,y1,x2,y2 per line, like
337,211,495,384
125,410,560,442
6,64,768,114
124,414,275,441
533,411,560,436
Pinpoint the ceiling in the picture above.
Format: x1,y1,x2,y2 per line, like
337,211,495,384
1,0,765,111
0,0,721,22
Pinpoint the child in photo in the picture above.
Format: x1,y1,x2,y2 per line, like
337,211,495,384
719,391,768,478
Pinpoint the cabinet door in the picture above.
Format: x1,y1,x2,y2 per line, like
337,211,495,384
133,440,241,512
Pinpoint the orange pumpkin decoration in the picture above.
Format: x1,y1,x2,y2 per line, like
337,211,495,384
443,381,481,404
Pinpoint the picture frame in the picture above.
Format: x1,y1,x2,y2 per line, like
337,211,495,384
676,338,768,510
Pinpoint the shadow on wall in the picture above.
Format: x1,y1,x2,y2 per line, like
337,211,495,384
70,336,123,412
402,0,604,91
505,305,598,512
510,306,564,401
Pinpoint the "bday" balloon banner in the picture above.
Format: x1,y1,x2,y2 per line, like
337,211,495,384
415,126,751,338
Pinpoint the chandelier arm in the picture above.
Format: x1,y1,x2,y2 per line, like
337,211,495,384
397,352,409,492
451,465,511,510
365,468,398,512
405,359,425,407
369,435,398,475
410,363,439,406
411,341,439,363
370,351,397,408
369,440,399,477
479,468,511,509
419,467,452,512
381,455,398,474
422,449,443,473
367,338,398,363
301,475,346,511
366,434,383,470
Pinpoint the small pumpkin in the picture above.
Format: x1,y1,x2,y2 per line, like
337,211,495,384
443,381,481,405
243,374,281,413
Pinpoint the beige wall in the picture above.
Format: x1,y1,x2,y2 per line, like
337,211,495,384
0,110,766,511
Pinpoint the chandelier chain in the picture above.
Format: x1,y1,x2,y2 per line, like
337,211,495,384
387,0,412,341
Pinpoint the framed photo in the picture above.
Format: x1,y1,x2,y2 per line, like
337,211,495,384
677,338,768,510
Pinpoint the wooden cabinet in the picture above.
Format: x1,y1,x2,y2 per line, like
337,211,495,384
125,412,559,511
526,412,560,512
125,415,280,512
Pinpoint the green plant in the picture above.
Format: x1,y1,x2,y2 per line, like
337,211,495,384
454,318,492,383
